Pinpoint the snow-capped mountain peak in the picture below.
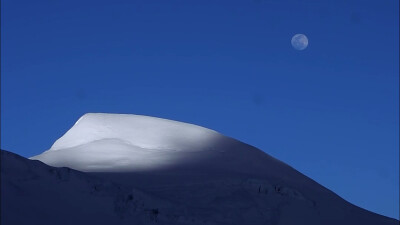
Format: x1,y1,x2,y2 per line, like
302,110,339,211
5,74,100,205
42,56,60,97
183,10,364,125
22,113,400,224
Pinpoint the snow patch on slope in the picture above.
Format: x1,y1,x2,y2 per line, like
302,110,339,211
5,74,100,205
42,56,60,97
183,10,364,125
50,113,219,151
31,113,224,172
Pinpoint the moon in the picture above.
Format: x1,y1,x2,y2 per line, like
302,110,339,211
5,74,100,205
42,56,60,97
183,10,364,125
291,34,308,50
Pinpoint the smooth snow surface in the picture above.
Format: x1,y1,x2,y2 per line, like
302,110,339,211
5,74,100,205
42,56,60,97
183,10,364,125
50,113,219,152
32,113,222,171
32,113,290,174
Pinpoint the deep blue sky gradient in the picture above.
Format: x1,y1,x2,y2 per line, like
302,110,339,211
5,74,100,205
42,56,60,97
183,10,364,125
1,0,399,219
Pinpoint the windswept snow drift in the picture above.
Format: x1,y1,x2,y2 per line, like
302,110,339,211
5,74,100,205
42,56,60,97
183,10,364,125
15,113,398,225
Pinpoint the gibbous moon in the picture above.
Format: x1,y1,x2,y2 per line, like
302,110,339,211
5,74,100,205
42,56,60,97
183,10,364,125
291,34,308,50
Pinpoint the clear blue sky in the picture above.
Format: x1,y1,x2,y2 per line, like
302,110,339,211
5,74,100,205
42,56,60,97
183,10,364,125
1,0,398,219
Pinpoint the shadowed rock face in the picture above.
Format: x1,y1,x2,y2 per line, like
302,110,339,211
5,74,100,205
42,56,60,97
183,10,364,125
20,113,398,225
